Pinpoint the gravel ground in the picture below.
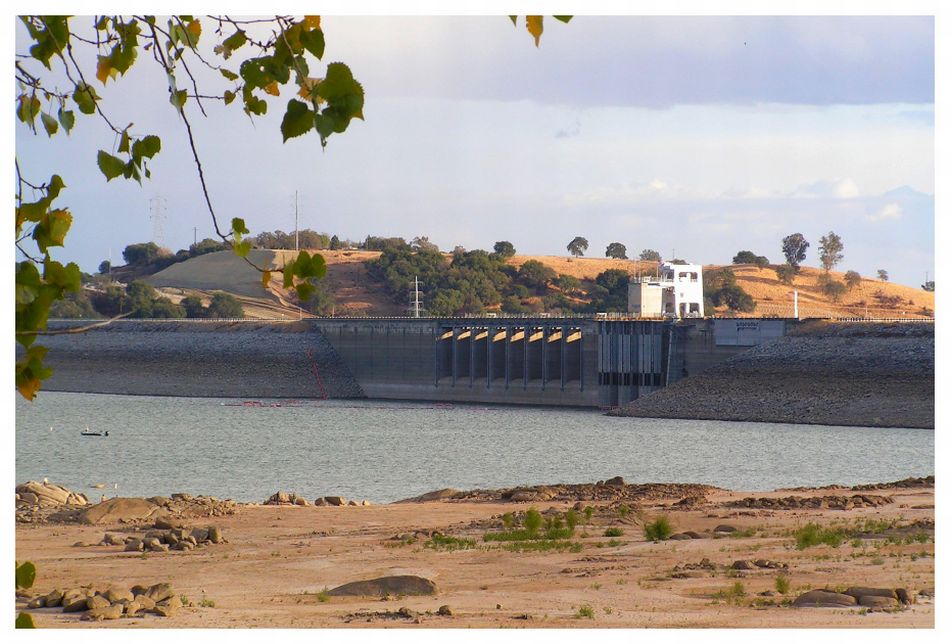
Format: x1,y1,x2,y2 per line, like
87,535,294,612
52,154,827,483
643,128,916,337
35,321,364,399
611,322,934,429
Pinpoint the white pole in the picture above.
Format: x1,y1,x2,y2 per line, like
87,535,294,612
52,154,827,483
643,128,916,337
793,289,799,320
296,191,301,321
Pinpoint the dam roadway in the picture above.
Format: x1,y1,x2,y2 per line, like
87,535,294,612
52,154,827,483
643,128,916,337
36,317,766,408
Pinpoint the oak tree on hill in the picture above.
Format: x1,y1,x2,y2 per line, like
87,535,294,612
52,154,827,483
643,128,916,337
781,233,809,270
567,236,588,257
605,242,627,259
639,249,661,263
818,231,844,272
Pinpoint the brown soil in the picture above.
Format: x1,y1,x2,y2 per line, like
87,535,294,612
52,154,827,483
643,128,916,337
16,483,934,628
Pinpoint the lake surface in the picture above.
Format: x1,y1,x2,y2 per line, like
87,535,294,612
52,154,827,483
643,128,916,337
15,392,934,503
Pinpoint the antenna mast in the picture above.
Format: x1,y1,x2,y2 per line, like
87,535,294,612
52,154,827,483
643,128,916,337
148,195,167,247
413,276,424,318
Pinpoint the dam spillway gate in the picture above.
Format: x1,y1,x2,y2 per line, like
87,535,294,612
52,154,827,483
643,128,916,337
313,318,675,407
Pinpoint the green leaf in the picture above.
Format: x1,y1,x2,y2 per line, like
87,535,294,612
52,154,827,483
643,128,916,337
170,89,188,112
132,135,161,159
97,150,127,181
280,99,314,141
40,112,58,136
219,30,247,59
32,209,73,253
223,90,236,105
553,16,573,23
220,68,238,81
15,561,36,589
16,94,41,125
231,217,249,237
234,240,251,258
299,28,325,60
261,270,272,288
73,82,100,115
509,16,518,25
15,612,36,629
48,174,65,200
118,128,131,153
57,107,75,133
296,281,314,302
16,346,52,400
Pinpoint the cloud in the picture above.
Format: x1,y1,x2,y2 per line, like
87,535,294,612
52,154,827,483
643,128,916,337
789,178,861,199
867,202,903,222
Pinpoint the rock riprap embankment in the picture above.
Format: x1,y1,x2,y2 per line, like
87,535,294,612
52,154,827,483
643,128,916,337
398,477,717,504
264,490,372,506
727,494,893,510
34,320,365,399
610,321,934,428
21,582,188,620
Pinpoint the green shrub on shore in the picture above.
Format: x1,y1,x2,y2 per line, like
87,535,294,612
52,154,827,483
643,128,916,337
426,533,477,551
603,527,624,537
643,517,673,542
794,523,846,549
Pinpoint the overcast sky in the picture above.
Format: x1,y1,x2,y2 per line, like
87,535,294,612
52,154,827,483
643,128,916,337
15,15,935,286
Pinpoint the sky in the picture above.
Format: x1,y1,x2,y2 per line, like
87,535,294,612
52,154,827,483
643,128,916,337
14,15,935,286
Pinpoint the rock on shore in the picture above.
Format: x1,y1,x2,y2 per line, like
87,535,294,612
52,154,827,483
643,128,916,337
610,321,934,429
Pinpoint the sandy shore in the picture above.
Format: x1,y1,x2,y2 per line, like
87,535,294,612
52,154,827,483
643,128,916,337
15,480,934,628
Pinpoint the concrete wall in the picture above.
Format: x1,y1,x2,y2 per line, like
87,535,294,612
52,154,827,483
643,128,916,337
312,319,601,407
35,317,782,408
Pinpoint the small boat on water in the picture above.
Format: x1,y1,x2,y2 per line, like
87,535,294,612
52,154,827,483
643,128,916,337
80,426,109,437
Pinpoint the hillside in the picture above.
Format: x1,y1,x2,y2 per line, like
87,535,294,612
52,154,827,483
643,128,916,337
141,250,934,319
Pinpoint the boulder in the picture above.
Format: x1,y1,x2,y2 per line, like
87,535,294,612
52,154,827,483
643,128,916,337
131,584,150,597
208,526,224,544
146,583,175,603
124,539,144,552
143,537,162,550
151,603,178,617
844,587,897,601
437,605,453,616
859,595,898,609
102,533,126,546
604,476,626,487
347,500,359,506
172,541,194,551
84,604,123,621
681,531,704,539
324,496,348,507
400,488,461,503
158,595,183,610
103,587,134,604
313,497,328,506
792,590,858,608
713,525,737,533
86,595,111,610
731,560,755,570
80,497,161,525
294,497,310,506
669,533,692,540
44,589,64,607
135,594,156,611
896,588,913,605
327,575,438,597
62,594,91,612
27,596,46,609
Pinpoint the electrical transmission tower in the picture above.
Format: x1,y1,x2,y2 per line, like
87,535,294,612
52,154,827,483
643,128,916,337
409,276,425,318
148,196,167,247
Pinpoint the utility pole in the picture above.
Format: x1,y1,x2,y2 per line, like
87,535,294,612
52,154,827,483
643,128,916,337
193,226,197,247
295,191,301,321
793,289,799,320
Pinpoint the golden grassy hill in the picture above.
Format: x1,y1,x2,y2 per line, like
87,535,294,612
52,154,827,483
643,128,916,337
145,249,934,319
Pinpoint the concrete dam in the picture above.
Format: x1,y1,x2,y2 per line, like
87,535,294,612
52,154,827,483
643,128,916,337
38,318,783,407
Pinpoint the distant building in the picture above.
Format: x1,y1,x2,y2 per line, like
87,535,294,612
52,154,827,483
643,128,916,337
627,262,704,318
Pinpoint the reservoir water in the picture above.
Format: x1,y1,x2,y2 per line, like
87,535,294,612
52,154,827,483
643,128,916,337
15,392,934,503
